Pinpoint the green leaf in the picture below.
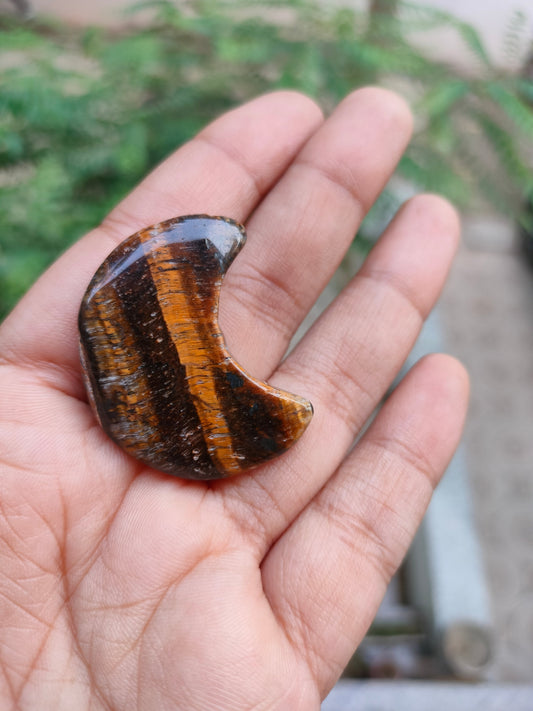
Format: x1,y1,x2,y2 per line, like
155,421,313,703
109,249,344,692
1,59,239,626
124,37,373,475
516,78,533,103
476,112,533,192
502,9,528,65
453,20,491,66
399,150,471,206
485,82,533,136
419,79,469,117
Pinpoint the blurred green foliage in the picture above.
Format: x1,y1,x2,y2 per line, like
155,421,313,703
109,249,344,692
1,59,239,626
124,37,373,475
1,0,533,318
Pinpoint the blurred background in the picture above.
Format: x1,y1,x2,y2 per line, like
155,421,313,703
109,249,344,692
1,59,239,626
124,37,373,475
1,0,532,705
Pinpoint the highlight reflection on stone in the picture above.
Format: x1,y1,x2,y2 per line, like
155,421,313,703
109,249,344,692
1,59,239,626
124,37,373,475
78,215,313,480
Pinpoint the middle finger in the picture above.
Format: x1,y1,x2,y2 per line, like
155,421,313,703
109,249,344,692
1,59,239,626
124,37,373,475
221,87,413,378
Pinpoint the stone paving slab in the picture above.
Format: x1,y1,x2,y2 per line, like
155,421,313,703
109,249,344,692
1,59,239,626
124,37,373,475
322,680,533,710
439,230,533,683
404,311,493,678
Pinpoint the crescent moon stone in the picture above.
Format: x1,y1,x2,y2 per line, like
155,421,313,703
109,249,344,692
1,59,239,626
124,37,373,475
78,215,313,480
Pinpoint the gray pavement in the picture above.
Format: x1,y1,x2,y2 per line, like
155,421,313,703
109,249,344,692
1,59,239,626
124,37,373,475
440,218,533,682
322,680,533,710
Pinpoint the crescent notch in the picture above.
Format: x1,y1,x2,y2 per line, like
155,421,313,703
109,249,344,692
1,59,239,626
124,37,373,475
78,215,313,480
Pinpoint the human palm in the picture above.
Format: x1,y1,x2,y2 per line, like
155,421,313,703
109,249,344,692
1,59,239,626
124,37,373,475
0,90,468,710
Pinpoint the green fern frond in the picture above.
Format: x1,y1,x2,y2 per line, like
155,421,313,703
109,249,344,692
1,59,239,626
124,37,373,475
452,20,492,67
485,81,533,136
502,10,529,65
516,78,533,103
418,79,469,117
399,149,471,206
399,2,491,67
475,112,533,194
454,130,521,215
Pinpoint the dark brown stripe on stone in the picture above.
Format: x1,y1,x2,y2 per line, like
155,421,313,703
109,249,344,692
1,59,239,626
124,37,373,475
110,246,216,479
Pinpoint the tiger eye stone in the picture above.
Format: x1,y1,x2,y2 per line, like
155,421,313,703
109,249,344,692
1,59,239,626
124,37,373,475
78,215,313,480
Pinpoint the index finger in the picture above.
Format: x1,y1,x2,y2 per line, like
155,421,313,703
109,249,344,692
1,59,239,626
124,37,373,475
0,91,323,394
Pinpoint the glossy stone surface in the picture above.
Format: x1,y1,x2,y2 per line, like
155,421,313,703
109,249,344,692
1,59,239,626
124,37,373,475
78,215,313,480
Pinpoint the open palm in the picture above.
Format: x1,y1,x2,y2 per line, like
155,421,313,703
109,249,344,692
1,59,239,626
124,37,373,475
0,90,468,710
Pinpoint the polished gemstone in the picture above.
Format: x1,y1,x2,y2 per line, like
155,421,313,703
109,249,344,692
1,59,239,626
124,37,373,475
78,215,313,480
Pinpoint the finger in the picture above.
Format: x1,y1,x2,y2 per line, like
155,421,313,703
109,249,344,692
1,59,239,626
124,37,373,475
220,194,460,550
221,87,413,377
262,354,469,694
0,92,323,392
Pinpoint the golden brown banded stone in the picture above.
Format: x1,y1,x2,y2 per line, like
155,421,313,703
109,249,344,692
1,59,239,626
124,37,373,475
78,215,313,480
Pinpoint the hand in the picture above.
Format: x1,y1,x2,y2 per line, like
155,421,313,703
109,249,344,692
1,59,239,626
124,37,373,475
0,89,468,710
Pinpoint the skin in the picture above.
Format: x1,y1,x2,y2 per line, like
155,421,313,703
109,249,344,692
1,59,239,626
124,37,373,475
0,89,469,710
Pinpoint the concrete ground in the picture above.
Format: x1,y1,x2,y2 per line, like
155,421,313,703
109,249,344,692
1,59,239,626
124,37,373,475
323,680,533,710
440,218,533,683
